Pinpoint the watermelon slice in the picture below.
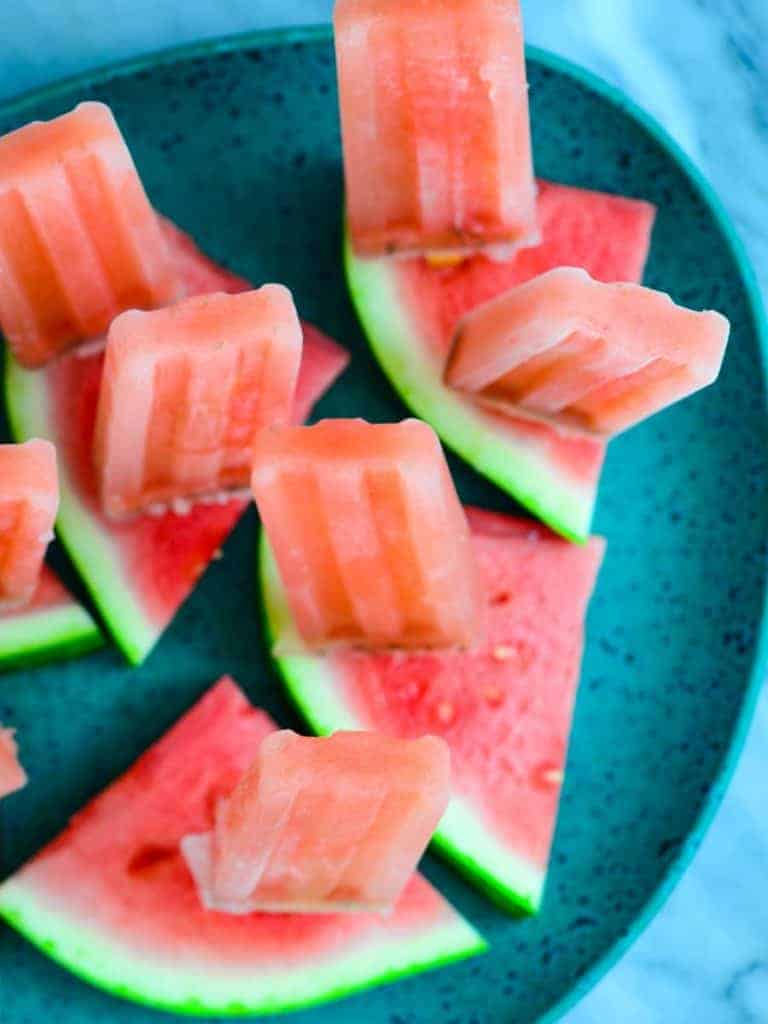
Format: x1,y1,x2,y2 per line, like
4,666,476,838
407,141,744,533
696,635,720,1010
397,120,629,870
261,508,605,914
0,566,102,670
0,677,485,1015
0,103,181,368
4,221,349,665
185,729,450,915
0,725,26,799
335,0,538,259
344,179,656,541
446,266,730,436
251,419,479,651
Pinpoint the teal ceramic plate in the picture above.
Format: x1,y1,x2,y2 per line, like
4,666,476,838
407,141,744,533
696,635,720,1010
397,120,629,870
1,25,766,1024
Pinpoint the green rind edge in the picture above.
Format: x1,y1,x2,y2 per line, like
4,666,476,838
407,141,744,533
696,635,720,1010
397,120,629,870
0,604,103,671
0,877,486,1017
342,234,596,544
258,530,544,917
4,350,162,666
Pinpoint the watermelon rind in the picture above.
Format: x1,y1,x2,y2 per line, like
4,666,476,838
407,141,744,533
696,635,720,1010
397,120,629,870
259,533,546,915
0,874,486,1017
4,351,158,665
0,599,102,671
343,234,597,544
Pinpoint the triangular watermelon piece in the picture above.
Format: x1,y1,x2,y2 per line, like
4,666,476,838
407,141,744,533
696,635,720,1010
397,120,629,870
0,566,102,671
4,222,349,665
0,677,485,1015
260,508,605,914
344,179,656,541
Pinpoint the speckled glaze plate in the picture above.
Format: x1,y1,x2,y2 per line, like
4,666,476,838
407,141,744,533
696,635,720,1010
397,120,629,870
1,25,766,1024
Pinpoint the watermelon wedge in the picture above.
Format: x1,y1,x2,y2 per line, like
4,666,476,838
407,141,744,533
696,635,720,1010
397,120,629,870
0,725,26,799
344,179,656,541
0,677,486,1015
4,221,350,665
0,566,102,670
260,508,605,914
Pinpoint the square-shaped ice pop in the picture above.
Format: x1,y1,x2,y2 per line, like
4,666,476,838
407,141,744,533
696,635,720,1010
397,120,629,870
94,287,303,519
0,101,181,367
0,440,59,609
445,267,731,436
251,418,480,650
335,0,538,258
182,730,450,913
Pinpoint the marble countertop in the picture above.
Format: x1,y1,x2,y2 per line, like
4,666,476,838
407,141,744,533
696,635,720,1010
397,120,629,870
1,1,766,1021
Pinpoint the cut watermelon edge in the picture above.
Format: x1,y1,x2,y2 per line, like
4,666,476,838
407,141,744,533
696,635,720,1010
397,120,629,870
0,877,486,1017
259,532,546,916
4,350,161,665
343,234,597,545
0,599,102,671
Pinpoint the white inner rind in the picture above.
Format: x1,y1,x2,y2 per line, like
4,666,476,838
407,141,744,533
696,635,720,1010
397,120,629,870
343,236,597,543
260,536,546,912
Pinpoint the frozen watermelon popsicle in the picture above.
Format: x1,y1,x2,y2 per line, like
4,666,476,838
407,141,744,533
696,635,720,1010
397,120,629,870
182,730,451,914
251,418,480,651
0,440,58,610
445,267,731,436
335,0,539,259
0,101,181,368
94,287,304,519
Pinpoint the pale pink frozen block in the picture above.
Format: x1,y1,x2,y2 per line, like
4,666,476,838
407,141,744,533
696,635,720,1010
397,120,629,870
182,730,451,913
251,418,480,650
446,267,731,435
94,287,303,519
0,101,181,367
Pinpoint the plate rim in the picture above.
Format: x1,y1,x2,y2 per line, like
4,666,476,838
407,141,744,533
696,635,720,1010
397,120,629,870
1,22,766,1024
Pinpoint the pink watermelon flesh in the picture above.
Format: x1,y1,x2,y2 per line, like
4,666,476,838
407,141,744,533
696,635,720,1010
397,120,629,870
4,220,350,664
346,179,656,540
0,565,102,670
0,726,26,799
262,507,605,913
0,677,484,1015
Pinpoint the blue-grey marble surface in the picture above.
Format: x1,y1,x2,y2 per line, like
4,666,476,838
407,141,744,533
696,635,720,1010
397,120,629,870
1,2,766,1021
